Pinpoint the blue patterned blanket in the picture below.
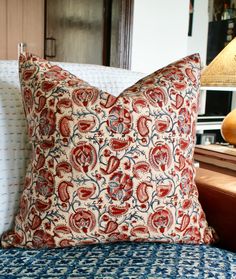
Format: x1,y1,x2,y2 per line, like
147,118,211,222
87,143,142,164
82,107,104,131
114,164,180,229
0,243,235,278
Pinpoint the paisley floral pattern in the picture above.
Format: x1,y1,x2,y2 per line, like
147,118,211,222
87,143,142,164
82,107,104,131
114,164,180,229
1,53,215,248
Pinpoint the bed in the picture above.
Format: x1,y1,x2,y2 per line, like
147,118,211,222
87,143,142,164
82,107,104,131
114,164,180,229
0,59,235,279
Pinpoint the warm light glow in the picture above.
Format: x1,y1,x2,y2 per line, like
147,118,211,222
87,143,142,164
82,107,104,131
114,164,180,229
201,38,236,86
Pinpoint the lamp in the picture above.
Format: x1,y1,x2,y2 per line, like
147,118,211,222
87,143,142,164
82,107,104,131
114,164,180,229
201,38,236,146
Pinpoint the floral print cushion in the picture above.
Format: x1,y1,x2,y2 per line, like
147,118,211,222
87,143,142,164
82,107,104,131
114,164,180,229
1,53,215,248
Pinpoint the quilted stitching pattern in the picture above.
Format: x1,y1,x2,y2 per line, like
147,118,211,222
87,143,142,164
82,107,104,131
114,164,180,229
0,61,31,234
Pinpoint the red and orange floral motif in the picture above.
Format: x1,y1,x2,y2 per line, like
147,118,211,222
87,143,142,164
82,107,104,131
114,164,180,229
41,80,58,92
19,195,28,221
32,230,55,248
149,143,172,171
77,117,96,133
77,185,96,200
44,65,69,81
22,66,36,81
36,169,54,198
144,87,167,107
183,227,201,243
39,108,56,136
108,172,133,202
0,53,215,249
148,208,173,233
178,108,192,135
23,88,33,113
70,142,97,173
69,209,96,234
156,180,174,198
72,87,98,107
107,106,132,134
180,167,196,196
155,117,170,133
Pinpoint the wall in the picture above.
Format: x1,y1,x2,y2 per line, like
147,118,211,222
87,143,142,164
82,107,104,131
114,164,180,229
131,0,210,73
131,0,189,73
0,0,44,59
187,0,209,66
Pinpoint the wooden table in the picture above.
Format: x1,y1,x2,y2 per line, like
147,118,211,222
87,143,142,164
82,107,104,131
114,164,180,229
194,144,236,176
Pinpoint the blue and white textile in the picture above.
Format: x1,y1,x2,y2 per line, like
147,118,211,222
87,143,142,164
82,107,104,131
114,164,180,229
0,242,235,278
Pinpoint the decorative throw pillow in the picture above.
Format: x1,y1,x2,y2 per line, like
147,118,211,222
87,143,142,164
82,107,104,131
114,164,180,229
1,53,215,248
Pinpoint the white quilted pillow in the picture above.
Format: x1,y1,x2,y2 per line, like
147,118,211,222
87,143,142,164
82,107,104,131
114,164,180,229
0,60,145,236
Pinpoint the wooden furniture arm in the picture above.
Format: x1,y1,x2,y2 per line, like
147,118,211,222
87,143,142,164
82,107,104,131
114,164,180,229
195,168,236,251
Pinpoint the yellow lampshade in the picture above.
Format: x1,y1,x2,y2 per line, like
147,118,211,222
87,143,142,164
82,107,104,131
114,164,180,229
201,38,236,86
